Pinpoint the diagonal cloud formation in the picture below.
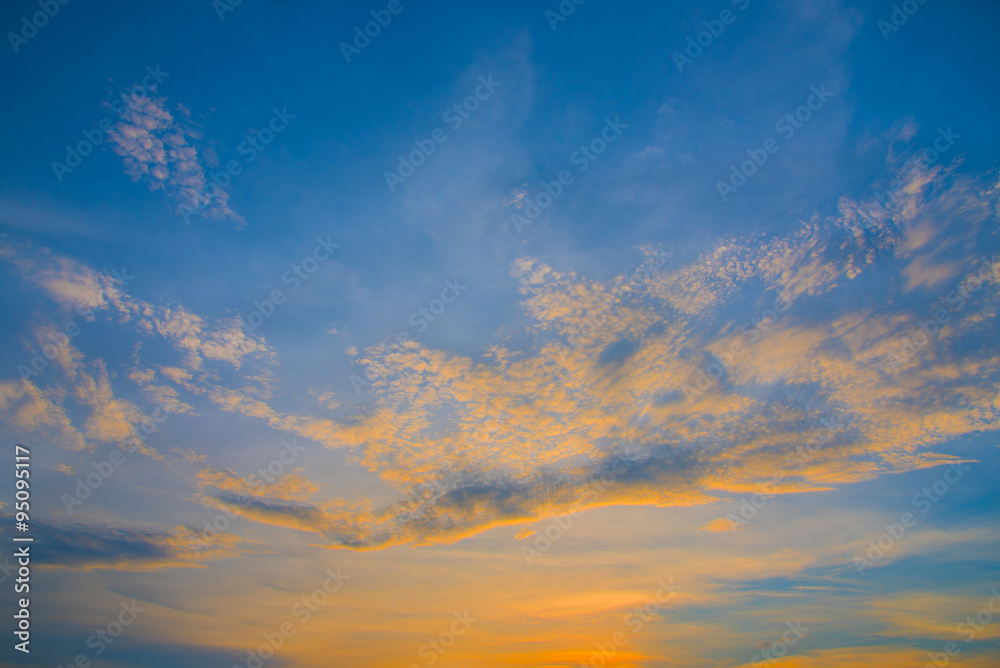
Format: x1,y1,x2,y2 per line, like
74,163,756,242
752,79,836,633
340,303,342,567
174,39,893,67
3,152,998,551
193,159,1000,549
106,92,245,226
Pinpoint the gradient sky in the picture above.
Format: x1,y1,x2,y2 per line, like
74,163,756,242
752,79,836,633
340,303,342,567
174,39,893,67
1,0,1000,666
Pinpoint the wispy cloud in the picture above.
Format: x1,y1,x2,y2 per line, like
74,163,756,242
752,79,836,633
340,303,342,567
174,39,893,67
185,158,1000,550
106,93,245,227
3,156,998,555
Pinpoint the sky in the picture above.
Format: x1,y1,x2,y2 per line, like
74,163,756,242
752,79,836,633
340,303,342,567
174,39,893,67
1,0,999,666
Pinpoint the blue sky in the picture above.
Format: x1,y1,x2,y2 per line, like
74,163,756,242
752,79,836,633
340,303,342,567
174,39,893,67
1,0,1000,666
